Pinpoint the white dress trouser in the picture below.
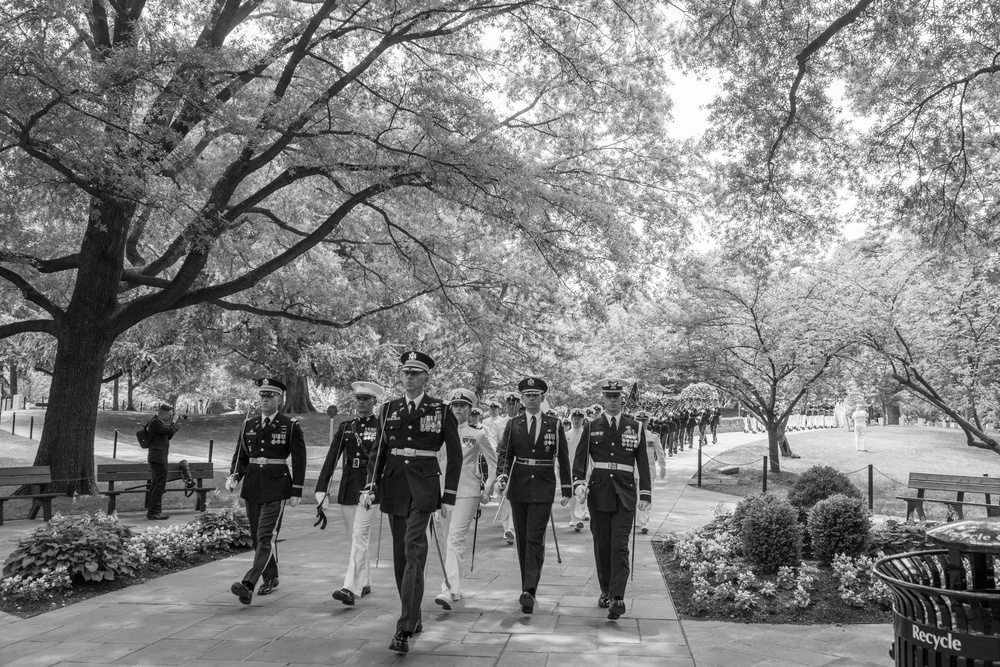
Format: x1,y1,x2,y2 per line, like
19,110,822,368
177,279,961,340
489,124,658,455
854,422,868,451
340,503,378,594
436,496,480,597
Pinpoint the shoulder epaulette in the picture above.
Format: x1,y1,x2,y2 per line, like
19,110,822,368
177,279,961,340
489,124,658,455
470,424,483,430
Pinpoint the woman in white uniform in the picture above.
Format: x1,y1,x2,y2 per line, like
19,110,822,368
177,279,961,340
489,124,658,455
434,388,497,609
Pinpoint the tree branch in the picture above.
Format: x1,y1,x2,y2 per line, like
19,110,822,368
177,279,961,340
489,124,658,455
0,266,64,319
0,320,56,340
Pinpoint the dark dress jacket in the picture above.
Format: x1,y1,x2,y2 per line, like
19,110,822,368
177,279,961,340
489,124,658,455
496,412,572,503
230,412,307,504
146,416,179,465
316,414,380,506
572,413,651,513
367,395,462,515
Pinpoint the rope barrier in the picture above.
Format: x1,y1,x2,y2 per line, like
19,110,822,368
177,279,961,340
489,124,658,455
872,466,908,487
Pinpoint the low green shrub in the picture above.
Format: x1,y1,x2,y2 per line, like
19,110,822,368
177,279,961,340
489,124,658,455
787,465,861,516
734,494,802,574
808,494,871,564
1,508,251,605
2,512,141,585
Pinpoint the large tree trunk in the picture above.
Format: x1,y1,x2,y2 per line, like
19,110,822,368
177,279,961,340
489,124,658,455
126,368,135,411
283,375,317,414
33,330,114,495
9,360,17,395
764,416,782,473
112,375,120,410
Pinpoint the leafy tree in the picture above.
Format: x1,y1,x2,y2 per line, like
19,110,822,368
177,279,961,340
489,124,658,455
0,1,680,493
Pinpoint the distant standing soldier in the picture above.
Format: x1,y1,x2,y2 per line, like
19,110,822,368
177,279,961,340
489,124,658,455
565,408,588,531
315,381,384,606
145,403,180,520
495,377,572,614
363,351,462,654
709,406,721,444
228,378,306,605
852,406,869,452
573,379,652,620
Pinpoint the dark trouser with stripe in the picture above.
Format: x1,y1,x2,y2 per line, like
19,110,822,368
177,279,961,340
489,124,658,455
243,499,284,586
589,494,634,600
389,507,432,634
509,500,552,596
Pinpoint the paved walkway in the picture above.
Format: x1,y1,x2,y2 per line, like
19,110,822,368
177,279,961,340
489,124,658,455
0,431,893,666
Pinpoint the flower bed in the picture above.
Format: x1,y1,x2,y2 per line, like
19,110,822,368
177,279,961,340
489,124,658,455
655,502,934,624
0,505,251,617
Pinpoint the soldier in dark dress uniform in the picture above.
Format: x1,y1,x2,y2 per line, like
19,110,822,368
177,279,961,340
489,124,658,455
709,406,721,444
315,381,384,606
228,378,307,605
685,405,699,449
698,406,711,448
495,377,572,615
363,351,462,654
573,378,652,620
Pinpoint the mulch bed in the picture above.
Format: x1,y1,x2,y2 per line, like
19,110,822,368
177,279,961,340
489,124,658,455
1,547,250,619
653,541,893,625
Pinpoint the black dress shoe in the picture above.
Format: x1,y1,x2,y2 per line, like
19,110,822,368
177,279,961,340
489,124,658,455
519,590,534,614
332,588,355,605
608,597,626,620
258,578,278,595
389,630,409,653
361,585,371,598
147,513,169,520
231,581,253,605
598,593,610,608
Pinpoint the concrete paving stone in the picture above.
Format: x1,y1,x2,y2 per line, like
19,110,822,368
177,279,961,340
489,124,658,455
493,652,548,667
370,656,494,667
726,639,841,666
211,623,298,641
0,641,59,666
693,645,772,667
553,595,600,608
398,640,503,657
624,598,676,620
555,615,639,630
620,657,695,667
461,632,511,645
636,619,687,644
58,644,139,664
742,629,842,654
92,612,213,644
595,640,694,657
178,662,287,667
243,636,368,664
820,658,891,667
505,633,599,653
110,638,224,665
470,613,559,635
194,639,271,660
806,624,892,643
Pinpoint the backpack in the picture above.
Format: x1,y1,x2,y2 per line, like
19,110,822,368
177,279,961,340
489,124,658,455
136,420,152,449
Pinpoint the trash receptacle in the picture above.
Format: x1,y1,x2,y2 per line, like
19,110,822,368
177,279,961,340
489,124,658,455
874,519,1000,666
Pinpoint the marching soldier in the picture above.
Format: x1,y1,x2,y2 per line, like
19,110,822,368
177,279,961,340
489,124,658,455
485,391,520,545
315,381,384,606
363,351,462,654
434,389,497,609
228,378,307,605
573,379,652,620
565,408,588,531
495,377,572,614
698,406,711,448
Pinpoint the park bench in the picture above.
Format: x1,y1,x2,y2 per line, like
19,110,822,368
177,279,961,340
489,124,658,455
0,466,62,526
896,472,1000,521
97,462,215,514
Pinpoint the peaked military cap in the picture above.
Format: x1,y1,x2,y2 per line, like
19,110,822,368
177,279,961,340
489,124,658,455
400,350,435,372
518,376,548,395
351,381,385,399
448,388,478,407
503,391,520,402
598,378,627,394
256,378,286,395
570,407,585,417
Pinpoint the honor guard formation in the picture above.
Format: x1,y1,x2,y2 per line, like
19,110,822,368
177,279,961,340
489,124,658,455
224,351,722,654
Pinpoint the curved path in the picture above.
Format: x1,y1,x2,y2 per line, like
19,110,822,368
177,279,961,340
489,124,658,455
0,431,891,666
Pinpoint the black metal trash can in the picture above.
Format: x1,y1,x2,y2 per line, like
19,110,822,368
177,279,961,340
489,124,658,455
874,519,1000,667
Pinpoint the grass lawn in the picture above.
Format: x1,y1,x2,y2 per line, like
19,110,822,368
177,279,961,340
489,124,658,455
699,425,1000,520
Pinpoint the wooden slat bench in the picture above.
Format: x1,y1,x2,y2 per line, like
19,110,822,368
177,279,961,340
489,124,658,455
896,472,1000,521
0,466,63,526
97,462,215,514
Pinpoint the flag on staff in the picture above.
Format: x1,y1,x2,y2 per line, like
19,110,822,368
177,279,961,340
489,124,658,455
626,381,639,412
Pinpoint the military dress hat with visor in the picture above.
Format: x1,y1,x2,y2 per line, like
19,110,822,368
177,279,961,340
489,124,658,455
448,388,478,407
517,377,548,395
400,350,435,372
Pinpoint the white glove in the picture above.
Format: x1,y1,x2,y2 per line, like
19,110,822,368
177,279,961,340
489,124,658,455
574,485,587,504
637,499,651,512
440,504,452,520
314,492,328,509
496,474,508,493
360,489,375,510
225,474,239,492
